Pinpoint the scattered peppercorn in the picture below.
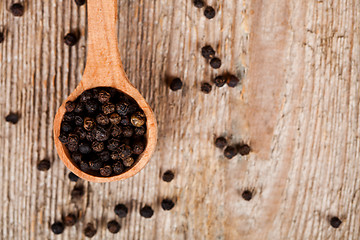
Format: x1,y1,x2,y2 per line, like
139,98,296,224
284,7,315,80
238,144,251,156
201,83,212,94
37,159,51,171
84,223,97,238
75,0,86,6
140,205,154,218
71,186,84,200
204,6,216,19
213,76,226,87
10,3,24,17
107,220,121,233
169,78,183,91
201,45,215,59
224,146,237,159
215,137,227,149
193,0,205,8
0,32,4,43
210,57,222,69
68,172,79,182
114,204,128,218
227,74,240,87
64,33,78,46
5,113,19,124
161,199,175,211
64,213,77,226
162,170,174,182
51,222,64,235
242,190,253,201
330,217,342,228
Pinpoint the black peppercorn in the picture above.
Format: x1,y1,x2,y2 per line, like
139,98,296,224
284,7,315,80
210,57,221,69
84,117,96,131
131,112,146,127
330,217,342,228
242,190,253,201
107,220,121,234
133,141,145,155
64,213,77,226
84,223,97,238
63,112,75,122
116,101,130,116
37,159,51,171
114,204,128,218
119,144,132,159
140,206,154,218
80,91,92,102
238,144,251,156
89,160,103,171
161,199,175,211
93,126,110,141
0,32,4,43
120,115,131,126
74,127,87,140
74,102,84,113
122,126,134,138
72,152,82,163
79,143,92,154
214,76,226,87
102,102,115,115
71,186,84,199
96,113,109,125
97,90,111,103
169,78,183,91
122,157,134,167
86,131,95,142
204,6,216,19
64,33,78,46
134,126,146,136
91,141,105,152
68,134,79,146
224,146,237,159
68,172,79,182
201,45,215,59
193,0,205,8
109,113,121,125
112,161,124,174
100,165,112,176
10,3,24,17
162,170,174,182
79,160,90,172
58,133,68,144
51,222,64,235
227,75,240,87
5,113,20,124
98,151,111,162
67,143,79,152
201,83,212,94
110,125,122,137
75,0,86,6
74,116,84,126
85,99,99,113
107,138,120,151
65,101,76,112
215,137,227,149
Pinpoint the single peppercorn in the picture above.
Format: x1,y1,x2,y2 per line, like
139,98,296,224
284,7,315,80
51,222,64,235
96,113,109,125
330,217,342,228
224,146,237,159
84,223,97,238
204,6,216,19
97,90,111,103
107,220,121,234
242,190,253,201
63,112,75,122
0,32,4,43
85,99,99,113
68,172,79,182
74,102,84,113
10,3,24,17
114,204,128,218
123,157,135,167
110,125,122,137
119,144,132,159
79,160,90,172
37,159,51,171
215,137,227,149
89,160,103,171
109,113,121,125
79,143,92,154
120,115,131,126
210,57,222,69
67,143,78,152
74,116,84,126
98,151,110,162
65,101,76,112
201,45,215,59
133,141,145,155
92,141,105,152
68,134,79,146
161,199,175,211
112,161,124,174
162,170,174,182
83,117,96,131
93,126,110,141
134,126,146,136
116,101,130,116
201,83,212,94
193,0,205,8
122,126,134,138
64,213,77,226
131,112,146,127
227,74,240,87
71,186,84,200
86,131,95,142
75,127,87,140
72,152,82,163
5,113,19,124
64,33,78,46
107,138,120,151
102,102,115,115
80,91,92,102
75,0,86,6
100,165,112,176
140,206,154,218
58,133,68,144
169,78,183,91
238,144,251,156
213,76,226,87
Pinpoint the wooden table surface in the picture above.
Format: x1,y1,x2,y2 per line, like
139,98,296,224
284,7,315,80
1,0,359,239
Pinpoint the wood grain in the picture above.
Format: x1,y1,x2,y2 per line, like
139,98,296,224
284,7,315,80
0,0,359,239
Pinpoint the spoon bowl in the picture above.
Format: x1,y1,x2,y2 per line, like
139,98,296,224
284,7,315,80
53,0,157,182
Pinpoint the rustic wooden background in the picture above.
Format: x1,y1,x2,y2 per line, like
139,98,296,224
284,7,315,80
0,0,360,239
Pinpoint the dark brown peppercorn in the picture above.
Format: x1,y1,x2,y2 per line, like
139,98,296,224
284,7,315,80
210,57,221,69
67,143,78,152
85,99,99,113
68,134,79,146
75,0,86,6
92,141,105,152
193,0,205,8
84,223,97,238
37,159,51,171
97,90,111,103
110,125,122,137
120,115,131,126
72,152,82,163
65,101,76,112
79,160,90,172
96,113,109,125
162,170,174,182
140,206,154,218
89,160,103,171
79,143,91,154
84,117,96,131
238,144,251,156
109,113,121,125
122,157,134,167
215,137,227,149
100,165,112,176
64,33,78,46
98,151,110,162
133,141,145,155
114,204,128,218
204,6,216,19
122,126,134,138
102,103,115,115
112,161,124,174
74,116,84,126
224,146,237,159
107,138,120,151
58,133,68,144
80,91,92,102
93,126,110,141
74,102,84,113
86,131,95,142
134,126,146,136
201,83,212,94
119,144,132,160
107,220,121,234
227,75,240,87
10,3,24,17
169,78,183,91
68,172,79,182
71,186,84,200
0,32,4,43
64,213,77,226
5,113,19,124
161,199,175,211
51,222,64,235
330,217,342,228
116,102,130,116
63,112,75,122
131,112,146,127
74,127,87,140
201,45,215,59
214,76,226,87
242,190,253,201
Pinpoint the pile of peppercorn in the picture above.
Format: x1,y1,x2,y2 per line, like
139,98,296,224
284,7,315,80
58,87,147,177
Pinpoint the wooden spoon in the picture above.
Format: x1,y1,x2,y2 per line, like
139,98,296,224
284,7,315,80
53,0,157,182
